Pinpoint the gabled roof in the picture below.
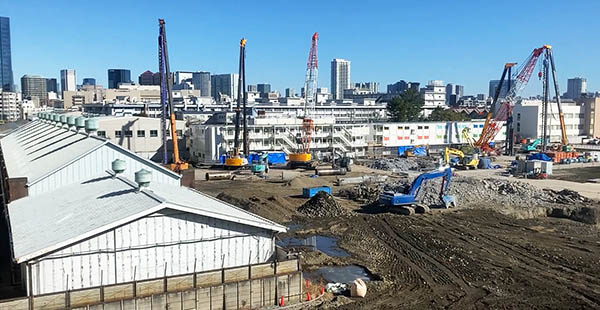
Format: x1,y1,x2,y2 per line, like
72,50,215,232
8,172,286,263
0,120,180,185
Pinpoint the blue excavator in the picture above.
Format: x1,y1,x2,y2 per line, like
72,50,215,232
379,167,456,215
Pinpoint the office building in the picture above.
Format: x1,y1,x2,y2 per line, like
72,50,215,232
174,71,194,85
353,82,379,94
387,80,419,94
0,17,14,92
420,80,446,116
192,71,211,96
211,74,239,102
138,70,156,85
331,58,351,100
60,69,76,92
82,78,96,86
21,75,48,101
445,84,464,106
285,88,295,97
489,79,513,99
247,85,257,92
108,69,131,89
565,77,587,99
257,84,271,95
45,78,58,93
0,91,19,121
512,99,587,142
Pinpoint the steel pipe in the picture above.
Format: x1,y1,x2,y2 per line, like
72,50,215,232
205,172,235,181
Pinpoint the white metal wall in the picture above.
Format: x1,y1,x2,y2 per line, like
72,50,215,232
28,144,180,196
28,209,275,295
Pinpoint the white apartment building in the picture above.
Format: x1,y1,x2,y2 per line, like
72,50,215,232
331,59,350,100
420,80,447,116
60,69,76,92
0,91,20,121
188,115,504,164
512,99,587,143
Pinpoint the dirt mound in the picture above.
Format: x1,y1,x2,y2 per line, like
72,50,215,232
216,192,258,211
337,183,380,203
298,191,350,218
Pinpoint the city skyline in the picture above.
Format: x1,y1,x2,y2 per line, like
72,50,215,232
1,1,599,96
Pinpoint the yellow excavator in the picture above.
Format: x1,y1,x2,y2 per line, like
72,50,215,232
444,147,478,169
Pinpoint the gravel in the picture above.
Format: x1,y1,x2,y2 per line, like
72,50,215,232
368,157,437,171
298,191,351,218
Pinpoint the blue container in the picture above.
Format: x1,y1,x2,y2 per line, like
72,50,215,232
302,186,331,198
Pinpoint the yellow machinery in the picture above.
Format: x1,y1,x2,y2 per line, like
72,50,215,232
158,19,188,172
444,147,478,169
225,38,248,168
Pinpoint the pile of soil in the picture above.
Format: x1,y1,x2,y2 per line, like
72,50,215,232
337,183,380,203
298,192,350,218
368,157,437,171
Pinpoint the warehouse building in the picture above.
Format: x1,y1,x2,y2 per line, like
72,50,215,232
8,169,285,295
0,113,181,199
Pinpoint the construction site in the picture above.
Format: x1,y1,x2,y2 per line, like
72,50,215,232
1,20,600,310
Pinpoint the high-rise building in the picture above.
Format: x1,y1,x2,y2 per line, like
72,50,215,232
138,70,155,85
175,71,194,85
445,83,464,106
247,85,257,92
354,82,379,93
565,77,587,99
82,78,96,86
192,71,211,97
285,88,295,97
420,80,446,115
21,75,48,101
45,78,58,93
60,69,76,92
331,59,350,100
257,84,271,95
489,79,513,99
108,69,131,89
0,91,19,121
0,17,14,92
211,74,239,101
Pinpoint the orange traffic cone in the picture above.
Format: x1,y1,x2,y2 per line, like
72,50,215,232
307,292,312,301
280,295,284,306
320,286,325,295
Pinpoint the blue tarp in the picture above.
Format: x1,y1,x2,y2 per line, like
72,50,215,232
527,153,552,161
478,157,492,169
397,146,427,157
222,152,287,165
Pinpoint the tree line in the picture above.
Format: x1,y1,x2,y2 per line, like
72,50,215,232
385,89,471,122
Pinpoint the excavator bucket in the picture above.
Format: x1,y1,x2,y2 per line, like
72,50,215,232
442,195,457,209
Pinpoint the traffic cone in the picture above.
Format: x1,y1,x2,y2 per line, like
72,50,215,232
280,295,284,306
306,292,312,301
320,286,325,295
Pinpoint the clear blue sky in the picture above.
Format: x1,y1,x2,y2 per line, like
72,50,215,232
2,0,599,96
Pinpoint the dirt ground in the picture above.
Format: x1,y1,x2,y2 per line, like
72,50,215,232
195,163,600,309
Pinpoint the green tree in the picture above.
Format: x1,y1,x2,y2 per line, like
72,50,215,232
427,107,470,121
386,89,424,122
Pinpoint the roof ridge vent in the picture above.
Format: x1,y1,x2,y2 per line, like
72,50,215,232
75,116,86,133
111,159,126,178
85,118,98,136
134,169,152,191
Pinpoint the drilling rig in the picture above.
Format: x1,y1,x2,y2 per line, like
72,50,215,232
158,19,188,172
475,45,570,154
224,38,248,168
288,32,318,169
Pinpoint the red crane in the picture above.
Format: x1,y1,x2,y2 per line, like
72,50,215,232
289,33,318,168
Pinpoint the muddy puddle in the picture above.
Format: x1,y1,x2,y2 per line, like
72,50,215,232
277,235,349,257
304,265,374,283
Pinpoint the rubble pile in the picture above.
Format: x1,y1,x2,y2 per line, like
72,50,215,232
298,192,350,217
368,157,437,171
337,183,381,203
544,189,591,204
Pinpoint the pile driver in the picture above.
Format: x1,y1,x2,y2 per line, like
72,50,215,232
158,19,188,172
225,38,248,168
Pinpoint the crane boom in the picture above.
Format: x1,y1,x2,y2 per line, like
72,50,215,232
546,46,569,147
158,19,188,172
225,39,247,168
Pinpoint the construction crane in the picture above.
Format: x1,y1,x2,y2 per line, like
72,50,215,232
288,33,318,169
158,19,188,172
225,38,248,168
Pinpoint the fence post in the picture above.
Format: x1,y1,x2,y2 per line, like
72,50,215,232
65,274,70,310
273,261,278,306
27,264,33,310
164,263,168,293
133,266,137,298
100,271,104,303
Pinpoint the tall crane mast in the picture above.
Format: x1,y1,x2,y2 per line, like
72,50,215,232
225,38,247,168
158,19,188,172
288,33,318,168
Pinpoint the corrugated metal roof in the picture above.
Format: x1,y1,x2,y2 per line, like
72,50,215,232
0,120,181,186
8,172,286,263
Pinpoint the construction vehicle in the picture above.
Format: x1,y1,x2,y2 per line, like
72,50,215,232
401,145,429,158
158,19,188,172
520,138,544,153
250,153,269,174
225,38,248,168
288,33,318,169
379,167,456,215
443,147,479,169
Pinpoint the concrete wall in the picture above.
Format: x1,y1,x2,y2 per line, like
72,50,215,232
27,209,275,295
1,260,301,310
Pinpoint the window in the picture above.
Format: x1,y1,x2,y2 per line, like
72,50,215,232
417,126,423,130
97,130,106,137
517,113,521,121
176,130,183,137
517,123,521,132
137,130,145,137
404,126,409,130
424,126,429,129
150,130,158,137
124,130,133,137
115,130,122,138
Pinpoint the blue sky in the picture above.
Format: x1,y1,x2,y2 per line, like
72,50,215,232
2,0,599,96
